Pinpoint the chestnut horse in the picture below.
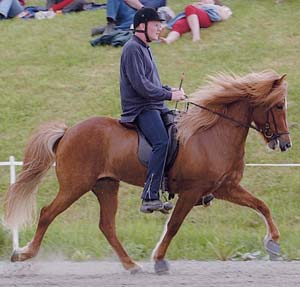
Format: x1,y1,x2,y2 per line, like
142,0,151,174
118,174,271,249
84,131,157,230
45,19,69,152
4,70,291,274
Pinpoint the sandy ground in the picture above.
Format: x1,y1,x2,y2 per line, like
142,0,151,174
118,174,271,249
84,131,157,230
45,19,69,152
1,260,300,287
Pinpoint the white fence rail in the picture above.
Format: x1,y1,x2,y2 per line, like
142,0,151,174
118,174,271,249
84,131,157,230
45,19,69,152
0,156,22,250
1,156,300,251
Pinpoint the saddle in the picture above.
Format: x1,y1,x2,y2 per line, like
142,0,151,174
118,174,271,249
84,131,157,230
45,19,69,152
120,110,180,172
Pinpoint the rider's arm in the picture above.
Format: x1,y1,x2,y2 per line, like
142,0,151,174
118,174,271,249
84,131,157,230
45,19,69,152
124,0,143,10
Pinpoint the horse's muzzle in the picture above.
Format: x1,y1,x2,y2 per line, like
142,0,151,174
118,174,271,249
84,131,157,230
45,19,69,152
279,139,292,152
268,135,292,152
279,133,292,152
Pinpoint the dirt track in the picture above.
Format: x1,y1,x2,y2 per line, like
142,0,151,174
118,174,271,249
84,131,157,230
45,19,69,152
1,260,300,287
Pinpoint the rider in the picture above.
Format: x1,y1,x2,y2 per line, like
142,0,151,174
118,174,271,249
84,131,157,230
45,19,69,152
120,7,186,213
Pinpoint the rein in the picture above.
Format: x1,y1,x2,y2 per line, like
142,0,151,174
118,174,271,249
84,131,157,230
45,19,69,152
186,100,262,133
185,100,289,140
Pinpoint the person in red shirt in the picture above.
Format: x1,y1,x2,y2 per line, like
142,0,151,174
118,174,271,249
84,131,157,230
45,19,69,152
160,0,231,44
46,0,85,13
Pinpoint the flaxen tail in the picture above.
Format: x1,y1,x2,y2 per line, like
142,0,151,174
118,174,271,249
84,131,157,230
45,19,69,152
4,122,68,229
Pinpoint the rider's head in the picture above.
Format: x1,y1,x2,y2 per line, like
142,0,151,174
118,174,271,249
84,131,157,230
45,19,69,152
133,7,164,43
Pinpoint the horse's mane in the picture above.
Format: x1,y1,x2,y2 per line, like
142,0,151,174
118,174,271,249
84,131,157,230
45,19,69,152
177,70,287,143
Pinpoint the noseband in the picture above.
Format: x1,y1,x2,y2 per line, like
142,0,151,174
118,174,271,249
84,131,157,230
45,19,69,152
186,101,289,140
263,108,290,140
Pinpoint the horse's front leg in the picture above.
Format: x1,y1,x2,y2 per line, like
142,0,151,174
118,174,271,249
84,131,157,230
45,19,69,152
214,184,280,259
152,190,200,274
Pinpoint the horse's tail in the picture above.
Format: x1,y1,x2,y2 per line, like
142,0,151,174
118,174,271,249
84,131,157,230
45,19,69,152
4,121,68,230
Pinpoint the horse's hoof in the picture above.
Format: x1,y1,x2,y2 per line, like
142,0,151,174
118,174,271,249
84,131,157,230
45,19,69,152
154,259,169,275
129,264,143,274
265,240,281,260
11,247,33,262
11,249,21,262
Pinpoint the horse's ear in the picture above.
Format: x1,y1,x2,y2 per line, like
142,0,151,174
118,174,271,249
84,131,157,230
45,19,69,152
272,74,287,88
279,73,287,81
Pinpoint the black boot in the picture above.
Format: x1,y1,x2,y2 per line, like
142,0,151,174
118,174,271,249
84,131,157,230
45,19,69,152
91,25,106,36
195,194,214,207
103,22,116,35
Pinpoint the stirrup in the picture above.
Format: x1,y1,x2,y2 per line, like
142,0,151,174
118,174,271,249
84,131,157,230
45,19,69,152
159,201,173,214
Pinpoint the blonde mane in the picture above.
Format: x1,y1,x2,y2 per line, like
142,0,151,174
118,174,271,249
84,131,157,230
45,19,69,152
177,70,287,143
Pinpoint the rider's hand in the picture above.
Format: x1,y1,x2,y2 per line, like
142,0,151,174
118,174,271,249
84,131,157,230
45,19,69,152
171,89,186,101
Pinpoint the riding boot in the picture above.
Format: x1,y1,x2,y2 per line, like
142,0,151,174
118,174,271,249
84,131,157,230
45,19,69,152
195,194,214,207
140,199,163,213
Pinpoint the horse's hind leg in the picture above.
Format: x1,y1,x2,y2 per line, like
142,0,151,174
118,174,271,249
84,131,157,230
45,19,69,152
214,184,281,259
11,187,86,262
93,178,142,273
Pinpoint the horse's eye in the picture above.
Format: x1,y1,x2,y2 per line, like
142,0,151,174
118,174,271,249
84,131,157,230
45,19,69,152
276,105,284,110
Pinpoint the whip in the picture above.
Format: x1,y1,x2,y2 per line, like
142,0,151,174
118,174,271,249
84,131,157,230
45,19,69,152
175,73,185,110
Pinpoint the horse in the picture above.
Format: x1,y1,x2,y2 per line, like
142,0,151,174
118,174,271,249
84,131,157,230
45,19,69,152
4,70,291,274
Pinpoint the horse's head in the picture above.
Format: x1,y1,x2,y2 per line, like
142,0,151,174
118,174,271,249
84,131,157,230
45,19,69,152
252,74,292,151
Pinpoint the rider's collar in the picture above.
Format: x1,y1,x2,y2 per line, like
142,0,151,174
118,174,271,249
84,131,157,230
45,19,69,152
132,34,149,48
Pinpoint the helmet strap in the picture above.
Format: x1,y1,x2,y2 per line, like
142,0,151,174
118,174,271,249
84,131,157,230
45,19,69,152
134,22,151,43
144,22,151,43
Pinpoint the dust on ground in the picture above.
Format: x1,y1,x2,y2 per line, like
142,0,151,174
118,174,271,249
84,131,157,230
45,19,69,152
1,260,300,287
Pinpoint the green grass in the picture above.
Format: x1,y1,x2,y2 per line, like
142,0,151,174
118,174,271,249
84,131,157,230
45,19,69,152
0,0,300,261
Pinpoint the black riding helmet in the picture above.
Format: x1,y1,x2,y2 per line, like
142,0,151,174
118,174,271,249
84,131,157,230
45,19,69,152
133,7,164,43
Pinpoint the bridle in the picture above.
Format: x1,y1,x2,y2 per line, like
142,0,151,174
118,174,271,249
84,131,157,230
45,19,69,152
263,108,290,140
185,100,289,141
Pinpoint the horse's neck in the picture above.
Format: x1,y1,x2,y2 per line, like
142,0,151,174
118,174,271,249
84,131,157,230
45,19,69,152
221,100,251,143
205,100,252,154
225,100,252,136
173,101,253,180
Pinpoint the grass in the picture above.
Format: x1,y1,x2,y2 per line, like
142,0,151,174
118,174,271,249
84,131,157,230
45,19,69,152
0,0,300,261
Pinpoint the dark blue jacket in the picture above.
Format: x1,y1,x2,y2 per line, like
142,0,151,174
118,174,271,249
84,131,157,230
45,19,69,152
120,35,172,123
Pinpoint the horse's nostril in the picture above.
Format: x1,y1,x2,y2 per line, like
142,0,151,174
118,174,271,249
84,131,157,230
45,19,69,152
280,146,287,152
286,142,291,148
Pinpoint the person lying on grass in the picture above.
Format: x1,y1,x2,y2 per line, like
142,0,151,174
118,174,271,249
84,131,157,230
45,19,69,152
160,0,232,44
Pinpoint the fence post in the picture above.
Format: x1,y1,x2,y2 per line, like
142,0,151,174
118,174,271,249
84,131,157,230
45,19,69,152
9,155,19,250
